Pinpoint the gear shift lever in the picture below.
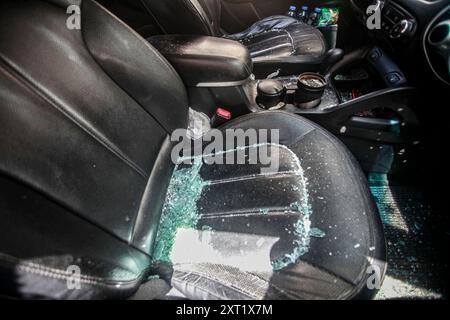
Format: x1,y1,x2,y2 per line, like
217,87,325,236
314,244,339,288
319,48,344,75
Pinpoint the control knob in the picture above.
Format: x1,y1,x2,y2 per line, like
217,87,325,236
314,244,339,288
390,19,414,39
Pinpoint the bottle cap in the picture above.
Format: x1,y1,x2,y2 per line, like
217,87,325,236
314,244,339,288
315,7,321,13
301,6,309,10
290,6,297,10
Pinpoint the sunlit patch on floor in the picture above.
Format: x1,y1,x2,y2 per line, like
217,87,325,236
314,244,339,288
370,186,409,233
369,173,447,300
375,275,442,299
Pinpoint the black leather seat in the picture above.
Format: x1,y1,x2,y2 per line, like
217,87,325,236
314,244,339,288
140,0,327,62
0,0,385,300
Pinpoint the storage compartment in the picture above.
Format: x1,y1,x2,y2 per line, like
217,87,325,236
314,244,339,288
333,65,403,132
149,35,253,87
329,47,409,130
332,63,383,103
149,35,255,121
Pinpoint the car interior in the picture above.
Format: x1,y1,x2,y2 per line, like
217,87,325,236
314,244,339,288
0,0,448,300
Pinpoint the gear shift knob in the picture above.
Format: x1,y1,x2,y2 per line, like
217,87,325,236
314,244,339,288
320,48,344,75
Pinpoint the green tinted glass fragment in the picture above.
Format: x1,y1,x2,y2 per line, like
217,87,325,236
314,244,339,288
152,159,207,263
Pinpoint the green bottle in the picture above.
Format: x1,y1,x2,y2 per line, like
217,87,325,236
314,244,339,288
330,8,340,25
318,8,332,27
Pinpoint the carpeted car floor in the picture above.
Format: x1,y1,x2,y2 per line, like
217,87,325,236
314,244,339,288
368,173,448,300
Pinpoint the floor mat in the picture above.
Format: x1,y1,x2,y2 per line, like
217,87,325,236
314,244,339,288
368,173,448,300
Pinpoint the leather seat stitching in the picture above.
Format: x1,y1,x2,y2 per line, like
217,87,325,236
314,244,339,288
199,210,302,219
0,253,146,287
171,272,249,299
172,268,263,299
206,171,303,186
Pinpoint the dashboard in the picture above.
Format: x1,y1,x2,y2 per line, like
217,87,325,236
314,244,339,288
350,0,450,85
351,1,415,38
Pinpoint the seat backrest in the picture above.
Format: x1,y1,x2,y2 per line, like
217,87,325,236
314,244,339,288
0,0,188,299
141,0,222,36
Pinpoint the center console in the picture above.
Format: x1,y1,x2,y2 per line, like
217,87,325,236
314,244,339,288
246,46,418,144
151,33,420,172
246,44,421,174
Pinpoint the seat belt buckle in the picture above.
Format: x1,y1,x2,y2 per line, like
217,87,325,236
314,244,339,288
211,107,231,127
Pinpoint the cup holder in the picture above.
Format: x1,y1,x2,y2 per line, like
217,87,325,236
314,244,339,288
256,79,286,109
294,73,327,109
255,73,328,110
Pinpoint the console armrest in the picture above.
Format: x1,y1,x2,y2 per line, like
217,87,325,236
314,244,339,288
149,35,253,87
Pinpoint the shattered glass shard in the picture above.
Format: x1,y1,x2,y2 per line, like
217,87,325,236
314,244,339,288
201,225,213,231
310,227,326,238
290,200,310,214
271,212,312,271
152,143,323,271
152,159,208,263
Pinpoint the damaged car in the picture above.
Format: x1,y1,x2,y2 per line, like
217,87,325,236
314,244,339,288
0,0,448,300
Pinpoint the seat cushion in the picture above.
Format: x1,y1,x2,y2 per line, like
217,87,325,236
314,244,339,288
225,15,327,61
152,111,386,300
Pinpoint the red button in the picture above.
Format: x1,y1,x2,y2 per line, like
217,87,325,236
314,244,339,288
216,107,231,120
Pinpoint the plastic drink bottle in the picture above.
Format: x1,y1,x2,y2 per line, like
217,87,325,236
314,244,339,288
298,6,309,22
307,8,322,26
286,5,297,17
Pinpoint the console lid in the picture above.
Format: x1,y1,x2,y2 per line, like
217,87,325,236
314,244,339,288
149,35,253,87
